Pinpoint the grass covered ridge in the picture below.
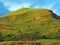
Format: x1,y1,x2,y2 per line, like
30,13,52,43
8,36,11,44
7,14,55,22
0,8,60,45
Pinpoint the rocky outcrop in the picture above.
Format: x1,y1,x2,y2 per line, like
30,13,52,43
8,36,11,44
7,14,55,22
49,10,60,19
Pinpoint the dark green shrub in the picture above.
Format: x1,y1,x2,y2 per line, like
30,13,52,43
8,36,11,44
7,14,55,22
3,34,16,41
56,31,60,39
0,32,3,41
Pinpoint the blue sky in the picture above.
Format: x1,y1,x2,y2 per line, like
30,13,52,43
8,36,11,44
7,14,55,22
0,0,60,16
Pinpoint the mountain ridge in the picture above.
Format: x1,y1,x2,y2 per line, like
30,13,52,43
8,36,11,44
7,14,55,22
0,8,52,18
0,8,60,19
0,8,60,41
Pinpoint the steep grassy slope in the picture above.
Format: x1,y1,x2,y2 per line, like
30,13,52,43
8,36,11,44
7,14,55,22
0,8,60,41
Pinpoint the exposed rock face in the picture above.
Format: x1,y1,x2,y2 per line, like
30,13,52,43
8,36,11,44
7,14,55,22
34,16,42,20
49,10,60,19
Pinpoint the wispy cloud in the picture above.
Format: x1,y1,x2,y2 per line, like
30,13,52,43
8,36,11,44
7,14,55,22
0,0,58,11
23,3,31,8
0,0,60,15
6,3,31,11
43,2,57,9
34,6,40,8
0,0,31,11
34,2,57,9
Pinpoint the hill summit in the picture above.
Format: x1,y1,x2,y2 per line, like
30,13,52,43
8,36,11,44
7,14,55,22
0,8,60,41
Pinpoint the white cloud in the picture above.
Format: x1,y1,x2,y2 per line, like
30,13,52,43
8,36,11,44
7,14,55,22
34,2,57,9
23,3,31,8
8,5,23,11
44,2,57,9
0,0,31,11
0,0,59,15
34,6,40,8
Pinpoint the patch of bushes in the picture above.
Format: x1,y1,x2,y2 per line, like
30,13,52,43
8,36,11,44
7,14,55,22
3,34,16,41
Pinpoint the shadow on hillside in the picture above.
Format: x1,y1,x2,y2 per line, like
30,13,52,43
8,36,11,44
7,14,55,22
50,10,60,20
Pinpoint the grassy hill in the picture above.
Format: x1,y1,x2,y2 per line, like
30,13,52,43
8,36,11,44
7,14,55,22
0,8,60,45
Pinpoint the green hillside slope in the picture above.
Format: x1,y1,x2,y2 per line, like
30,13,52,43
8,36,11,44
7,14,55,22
0,8,60,41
